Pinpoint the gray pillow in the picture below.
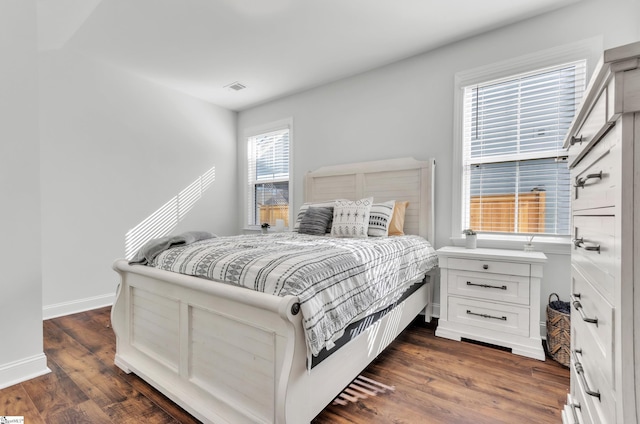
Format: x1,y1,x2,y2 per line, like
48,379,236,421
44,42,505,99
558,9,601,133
298,207,333,236
293,201,339,232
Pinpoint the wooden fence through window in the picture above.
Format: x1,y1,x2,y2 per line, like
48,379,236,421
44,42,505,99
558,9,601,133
259,204,289,227
470,191,546,233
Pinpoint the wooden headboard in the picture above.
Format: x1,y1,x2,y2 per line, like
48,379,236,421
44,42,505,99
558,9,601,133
304,157,436,242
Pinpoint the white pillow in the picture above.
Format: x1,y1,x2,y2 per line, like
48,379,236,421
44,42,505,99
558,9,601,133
331,197,373,238
368,200,396,237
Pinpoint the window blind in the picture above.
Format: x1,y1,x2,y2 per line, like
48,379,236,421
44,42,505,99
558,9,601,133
462,61,586,236
247,128,290,227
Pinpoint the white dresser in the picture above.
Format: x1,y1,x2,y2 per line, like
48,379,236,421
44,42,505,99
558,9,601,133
561,41,640,424
435,246,547,360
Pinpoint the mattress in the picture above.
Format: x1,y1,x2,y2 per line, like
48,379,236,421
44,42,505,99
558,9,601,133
310,277,425,368
148,232,438,356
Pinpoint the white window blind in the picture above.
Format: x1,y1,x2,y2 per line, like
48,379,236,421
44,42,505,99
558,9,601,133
247,128,290,227
461,61,586,236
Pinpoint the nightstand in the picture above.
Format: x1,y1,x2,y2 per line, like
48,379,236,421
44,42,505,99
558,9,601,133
435,246,547,360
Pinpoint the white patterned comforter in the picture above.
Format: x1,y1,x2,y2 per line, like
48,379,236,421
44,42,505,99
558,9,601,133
150,232,438,356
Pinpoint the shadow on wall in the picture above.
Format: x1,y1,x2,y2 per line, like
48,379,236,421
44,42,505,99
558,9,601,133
125,166,216,259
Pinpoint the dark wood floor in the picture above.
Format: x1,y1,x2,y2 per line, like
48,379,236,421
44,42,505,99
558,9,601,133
0,307,569,423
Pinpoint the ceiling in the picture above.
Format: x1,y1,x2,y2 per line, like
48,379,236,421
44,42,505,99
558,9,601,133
37,0,580,111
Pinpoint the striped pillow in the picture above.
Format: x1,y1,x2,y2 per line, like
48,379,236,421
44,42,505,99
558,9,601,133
368,200,396,237
293,200,346,233
298,207,334,236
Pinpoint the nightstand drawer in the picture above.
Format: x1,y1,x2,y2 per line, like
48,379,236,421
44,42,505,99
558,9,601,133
447,270,530,305
447,297,529,337
446,257,530,277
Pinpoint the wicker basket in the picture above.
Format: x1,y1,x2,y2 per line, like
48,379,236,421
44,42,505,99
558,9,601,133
546,293,571,367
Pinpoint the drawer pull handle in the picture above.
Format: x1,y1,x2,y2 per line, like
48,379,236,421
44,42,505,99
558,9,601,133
482,264,489,270
466,310,507,321
572,237,601,253
571,299,598,326
568,401,581,424
573,171,603,188
572,349,601,400
570,135,584,145
467,281,507,290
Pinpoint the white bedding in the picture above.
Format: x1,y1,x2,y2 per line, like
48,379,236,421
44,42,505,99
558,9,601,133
149,232,438,356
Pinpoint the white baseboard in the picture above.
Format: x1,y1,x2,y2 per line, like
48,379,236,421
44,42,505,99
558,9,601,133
43,293,115,320
0,353,50,390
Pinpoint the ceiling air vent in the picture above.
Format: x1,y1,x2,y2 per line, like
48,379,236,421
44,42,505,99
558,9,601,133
225,81,246,91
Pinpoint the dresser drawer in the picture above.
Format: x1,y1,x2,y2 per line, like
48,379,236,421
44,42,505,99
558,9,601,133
571,349,616,424
571,266,614,385
573,321,613,402
446,257,530,277
570,365,600,424
562,393,593,424
571,132,619,211
565,391,592,424
572,214,616,301
567,90,607,167
447,296,529,337
447,270,530,305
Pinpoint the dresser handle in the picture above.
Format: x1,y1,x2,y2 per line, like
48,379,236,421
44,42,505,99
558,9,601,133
573,171,603,188
571,299,598,326
572,237,601,253
572,349,601,400
482,264,489,270
466,310,507,321
467,281,507,290
572,237,583,248
567,401,581,424
570,135,584,145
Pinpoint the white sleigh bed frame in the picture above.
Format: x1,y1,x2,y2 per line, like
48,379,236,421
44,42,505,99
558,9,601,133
111,157,436,424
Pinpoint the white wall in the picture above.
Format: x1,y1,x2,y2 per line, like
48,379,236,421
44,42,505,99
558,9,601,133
0,0,49,389
38,48,238,317
238,0,640,329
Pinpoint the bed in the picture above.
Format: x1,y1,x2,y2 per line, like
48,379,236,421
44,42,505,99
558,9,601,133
111,157,437,424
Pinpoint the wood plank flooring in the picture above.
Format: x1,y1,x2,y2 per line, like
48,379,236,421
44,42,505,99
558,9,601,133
0,307,569,423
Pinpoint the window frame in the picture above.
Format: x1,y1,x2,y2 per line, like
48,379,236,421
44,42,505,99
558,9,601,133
450,39,601,253
243,118,294,231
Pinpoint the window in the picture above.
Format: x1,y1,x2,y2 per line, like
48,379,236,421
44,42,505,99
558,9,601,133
460,61,586,236
247,126,291,228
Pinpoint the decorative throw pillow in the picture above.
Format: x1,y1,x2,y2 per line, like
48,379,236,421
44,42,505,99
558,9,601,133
331,197,373,238
368,200,396,237
388,201,409,236
298,207,334,236
293,201,340,233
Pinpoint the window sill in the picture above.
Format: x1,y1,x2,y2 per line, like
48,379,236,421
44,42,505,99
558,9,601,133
242,227,290,234
449,235,571,255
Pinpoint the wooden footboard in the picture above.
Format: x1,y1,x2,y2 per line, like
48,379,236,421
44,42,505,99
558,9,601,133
112,259,433,424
